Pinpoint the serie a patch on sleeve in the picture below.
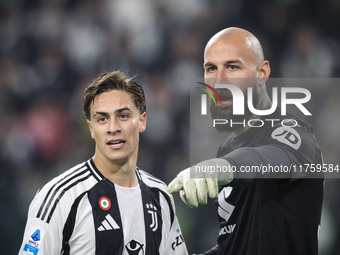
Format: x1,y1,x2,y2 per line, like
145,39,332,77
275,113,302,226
22,229,41,255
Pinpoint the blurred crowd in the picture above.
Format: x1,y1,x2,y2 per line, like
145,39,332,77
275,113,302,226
1,0,340,254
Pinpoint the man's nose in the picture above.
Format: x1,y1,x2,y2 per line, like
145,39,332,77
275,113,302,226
216,69,228,79
107,119,121,134
209,70,229,88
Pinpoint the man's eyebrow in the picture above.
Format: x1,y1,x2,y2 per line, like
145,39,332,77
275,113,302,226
203,61,215,68
92,108,132,118
115,107,132,114
224,60,242,65
203,60,243,68
93,111,109,118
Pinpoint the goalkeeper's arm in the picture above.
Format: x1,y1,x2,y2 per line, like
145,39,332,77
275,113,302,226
167,158,233,208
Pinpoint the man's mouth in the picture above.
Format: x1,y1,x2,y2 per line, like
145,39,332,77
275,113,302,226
219,94,233,105
107,140,126,149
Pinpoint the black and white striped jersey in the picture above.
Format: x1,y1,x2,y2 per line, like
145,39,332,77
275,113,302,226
19,159,188,255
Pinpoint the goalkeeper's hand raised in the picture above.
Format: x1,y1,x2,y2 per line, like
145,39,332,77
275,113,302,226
167,158,233,208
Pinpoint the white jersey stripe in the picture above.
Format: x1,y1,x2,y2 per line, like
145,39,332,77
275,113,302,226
39,168,90,222
46,172,93,223
87,159,103,181
36,164,88,219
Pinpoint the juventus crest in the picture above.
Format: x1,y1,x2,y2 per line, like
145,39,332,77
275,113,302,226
145,203,158,231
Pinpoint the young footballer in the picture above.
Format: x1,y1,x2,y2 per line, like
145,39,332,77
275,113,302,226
19,71,188,255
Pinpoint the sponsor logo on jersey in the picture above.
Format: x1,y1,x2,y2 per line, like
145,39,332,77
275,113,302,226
219,224,236,235
97,214,120,231
271,126,301,150
125,239,144,255
99,197,111,210
23,229,41,255
171,231,185,251
23,244,39,255
145,203,158,231
31,229,40,242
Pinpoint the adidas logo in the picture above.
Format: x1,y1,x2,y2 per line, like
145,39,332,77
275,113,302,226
98,214,120,231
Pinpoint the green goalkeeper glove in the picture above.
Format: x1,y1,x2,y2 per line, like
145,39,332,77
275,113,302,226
167,158,233,208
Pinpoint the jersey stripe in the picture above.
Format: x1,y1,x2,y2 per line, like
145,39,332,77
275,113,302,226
36,164,88,219
159,189,175,228
86,159,102,181
46,172,93,223
36,164,97,223
137,169,174,226
61,192,88,255
139,170,165,185
39,168,90,221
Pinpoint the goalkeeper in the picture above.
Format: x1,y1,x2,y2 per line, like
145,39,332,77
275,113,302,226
168,27,324,255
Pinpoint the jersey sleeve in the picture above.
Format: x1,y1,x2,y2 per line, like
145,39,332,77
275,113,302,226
162,193,188,255
18,188,65,255
221,124,323,186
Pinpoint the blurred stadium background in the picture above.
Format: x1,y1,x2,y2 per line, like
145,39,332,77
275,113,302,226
1,0,340,254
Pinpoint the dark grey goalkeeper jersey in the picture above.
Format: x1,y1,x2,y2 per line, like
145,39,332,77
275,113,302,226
208,110,324,255
19,159,188,255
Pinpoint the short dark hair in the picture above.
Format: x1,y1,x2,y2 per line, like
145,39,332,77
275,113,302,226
82,71,146,120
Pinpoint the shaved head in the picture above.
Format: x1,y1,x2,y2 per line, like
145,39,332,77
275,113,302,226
203,27,271,135
204,27,265,66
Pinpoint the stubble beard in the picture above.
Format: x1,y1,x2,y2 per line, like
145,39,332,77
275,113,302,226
209,85,261,133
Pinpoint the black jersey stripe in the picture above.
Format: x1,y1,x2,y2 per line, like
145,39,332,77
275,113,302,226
61,191,88,255
40,169,91,222
36,164,87,219
136,168,143,181
46,173,93,223
137,169,174,226
136,168,166,186
144,175,164,185
86,159,102,182
138,169,165,185
39,168,90,220
159,189,175,228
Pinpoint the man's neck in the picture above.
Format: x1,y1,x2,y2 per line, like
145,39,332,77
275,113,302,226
93,155,138,187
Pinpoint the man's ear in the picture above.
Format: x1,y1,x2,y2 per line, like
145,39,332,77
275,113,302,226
139,112,147,133
87,119,95,139
258,60,271,86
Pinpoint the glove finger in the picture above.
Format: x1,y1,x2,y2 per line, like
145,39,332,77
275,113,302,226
179,190,196,208
194,178,208,206
167,177,183,193
206,177,219,198
182,179,198,208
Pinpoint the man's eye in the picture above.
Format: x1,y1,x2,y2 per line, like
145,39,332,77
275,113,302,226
207,66,217,72
228,65,238,70
119,114,129,119
98,117,107,122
